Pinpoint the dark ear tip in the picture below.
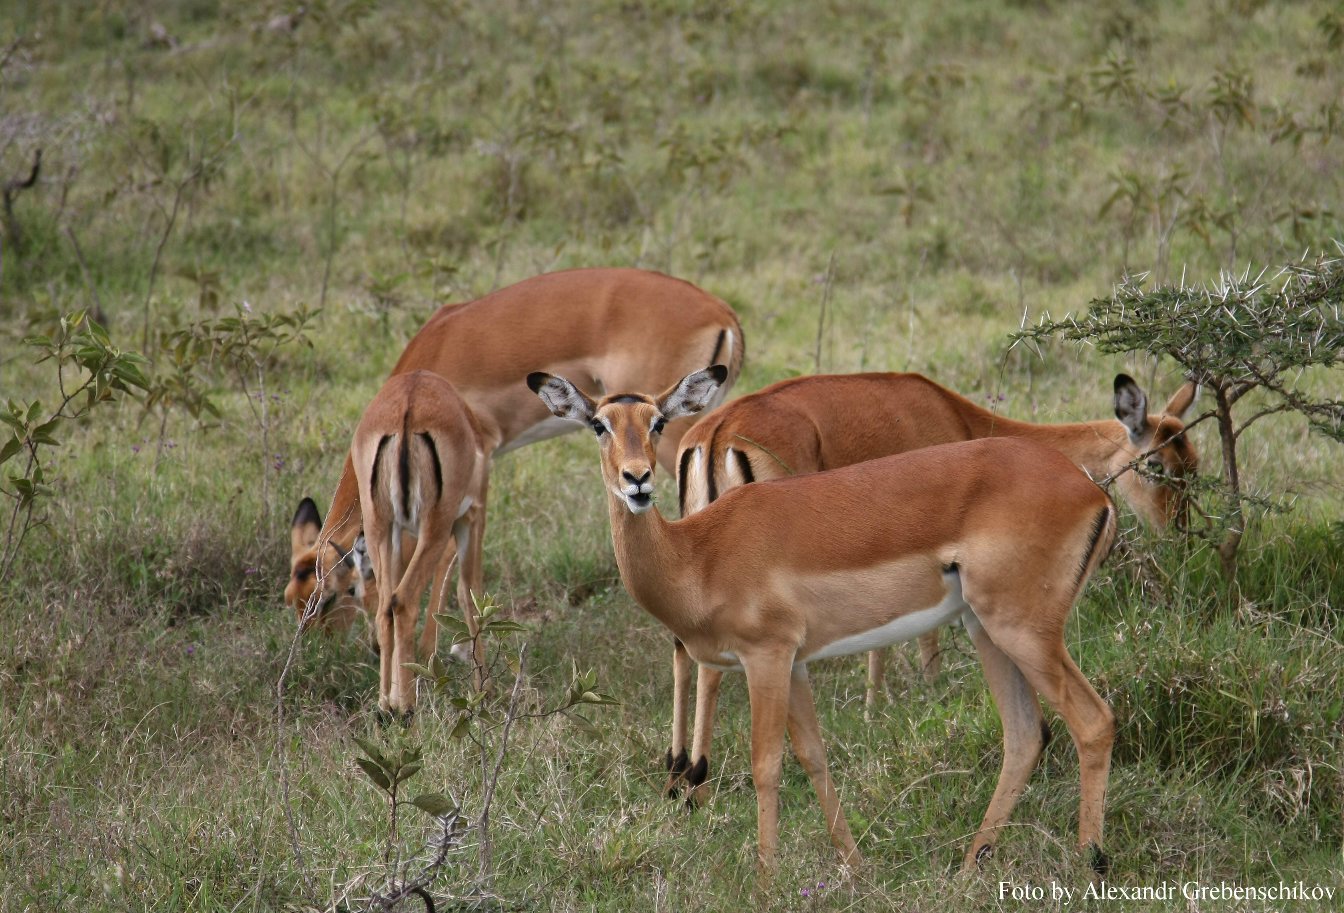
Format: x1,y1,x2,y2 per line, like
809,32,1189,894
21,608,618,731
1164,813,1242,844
707,364,729,383
292,497,321,527
525,372,549,393
1113,373,1136,391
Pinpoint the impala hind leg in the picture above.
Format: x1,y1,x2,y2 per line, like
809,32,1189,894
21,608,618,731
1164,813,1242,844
786,665,860,868
917,630,943,682
418,543,457,664
971,611,1114,874
961,614,1048,871
386,527,457,715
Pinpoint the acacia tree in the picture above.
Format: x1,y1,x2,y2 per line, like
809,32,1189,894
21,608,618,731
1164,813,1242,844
1016,252,1344,579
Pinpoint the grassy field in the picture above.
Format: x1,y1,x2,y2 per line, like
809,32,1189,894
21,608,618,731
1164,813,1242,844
2,1,1342,910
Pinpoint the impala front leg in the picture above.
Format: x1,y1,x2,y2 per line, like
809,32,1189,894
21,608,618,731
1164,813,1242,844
665,638,693,795
685,663,723,807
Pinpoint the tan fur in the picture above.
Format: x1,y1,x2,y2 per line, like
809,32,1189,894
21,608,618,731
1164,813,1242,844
284,268,744,643
350,371,487,715
531,368,1116,885
668,371,1195,804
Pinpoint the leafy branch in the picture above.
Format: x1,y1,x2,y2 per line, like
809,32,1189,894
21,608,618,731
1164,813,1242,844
1014,252,1344,578
1,311,148,578
331,594,617,910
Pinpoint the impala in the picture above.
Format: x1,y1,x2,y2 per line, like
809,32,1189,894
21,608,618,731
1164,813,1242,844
351,370,487,714
529,365,1116,884
666,370,1195,802
286,268,744,657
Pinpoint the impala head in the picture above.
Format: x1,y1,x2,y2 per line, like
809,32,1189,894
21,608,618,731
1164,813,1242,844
1112,374,1199,528
528,366,729,514
284,497,371,630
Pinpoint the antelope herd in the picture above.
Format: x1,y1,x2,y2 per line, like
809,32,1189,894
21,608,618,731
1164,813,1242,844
285,267,1200,887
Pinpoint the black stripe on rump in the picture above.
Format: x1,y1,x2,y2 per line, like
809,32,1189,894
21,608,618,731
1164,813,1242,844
1073,506,1112,596
678,447,693,517
733,447,755,485
708,328,726,367
416,432,443,505
706,427,719,504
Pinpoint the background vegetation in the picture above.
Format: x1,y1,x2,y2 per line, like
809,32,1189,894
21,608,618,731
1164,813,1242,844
1,1,1341,910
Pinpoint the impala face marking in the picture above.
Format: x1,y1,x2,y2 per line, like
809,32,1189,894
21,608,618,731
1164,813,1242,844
531,365,1117,888
285,498,370,635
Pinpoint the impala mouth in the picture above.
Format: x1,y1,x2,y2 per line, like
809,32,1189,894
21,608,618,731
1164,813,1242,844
626,491,654,513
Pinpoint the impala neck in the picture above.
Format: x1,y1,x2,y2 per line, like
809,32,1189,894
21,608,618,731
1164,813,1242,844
965,412,1134,478
604,492,697,635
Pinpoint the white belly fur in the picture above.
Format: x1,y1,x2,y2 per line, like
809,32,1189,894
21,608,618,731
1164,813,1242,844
495,416,577,455
800,572,968,664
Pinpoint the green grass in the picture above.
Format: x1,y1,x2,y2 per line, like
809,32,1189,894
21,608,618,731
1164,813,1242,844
2,1,1343,910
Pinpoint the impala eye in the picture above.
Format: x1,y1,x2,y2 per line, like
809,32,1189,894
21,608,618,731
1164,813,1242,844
652,417,666,435
591,420,607,437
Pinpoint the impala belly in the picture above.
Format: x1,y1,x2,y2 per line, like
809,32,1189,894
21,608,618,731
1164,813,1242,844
797,564,967,664
495,415,578,455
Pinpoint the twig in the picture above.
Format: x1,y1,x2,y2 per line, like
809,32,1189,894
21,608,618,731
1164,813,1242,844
1,147,41,251
63,225,105,324
813,251,836,373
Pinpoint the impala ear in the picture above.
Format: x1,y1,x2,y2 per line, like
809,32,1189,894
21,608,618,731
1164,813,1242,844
527,372,596,424
1113,374,1149,443
658,365,728,420
290,497,322,553
1163,380,1198,420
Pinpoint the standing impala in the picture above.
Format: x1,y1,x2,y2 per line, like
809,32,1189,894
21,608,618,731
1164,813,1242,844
286,268,743,650
351,371,487,715
529,366,1116,885
665,370,1195,802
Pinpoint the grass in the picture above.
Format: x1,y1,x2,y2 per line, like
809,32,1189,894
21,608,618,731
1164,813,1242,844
2,0,1343,910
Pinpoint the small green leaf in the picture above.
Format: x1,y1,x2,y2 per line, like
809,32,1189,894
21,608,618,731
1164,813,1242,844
411,793,456,817
428,653,447,681
448,715,471,740
0,437,21,466
396,760,424,783
355,757,392,792
432,613,470,634
352,736,388,770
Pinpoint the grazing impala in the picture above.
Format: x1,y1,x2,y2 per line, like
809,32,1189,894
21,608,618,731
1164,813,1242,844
529,366,1116,884
665,370,1196,802
286,268,744,654
351,371,487,714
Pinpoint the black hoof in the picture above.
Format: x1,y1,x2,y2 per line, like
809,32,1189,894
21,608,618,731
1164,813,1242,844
664,748,690,798
1089,844,1111,877
376,707,414,728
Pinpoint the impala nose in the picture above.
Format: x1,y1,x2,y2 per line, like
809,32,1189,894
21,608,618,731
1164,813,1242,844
623,469,652,488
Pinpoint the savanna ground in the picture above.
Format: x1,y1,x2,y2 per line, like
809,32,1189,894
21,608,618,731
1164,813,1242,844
1,1,1342,910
